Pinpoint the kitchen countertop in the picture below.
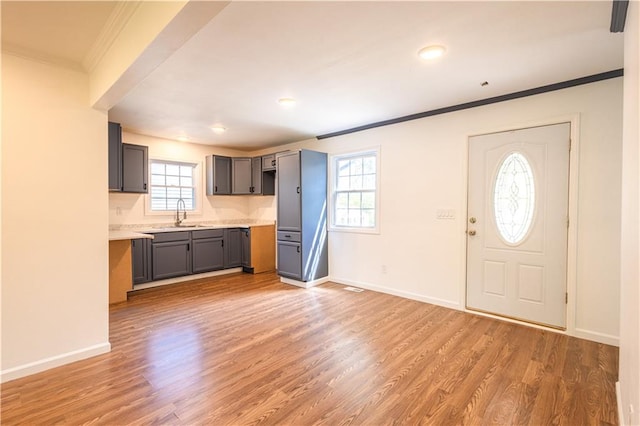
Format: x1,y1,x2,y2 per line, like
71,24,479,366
109,230,155,241
109,221,276,238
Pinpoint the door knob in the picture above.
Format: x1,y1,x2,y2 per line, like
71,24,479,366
468,230,477,236
469,217,477,224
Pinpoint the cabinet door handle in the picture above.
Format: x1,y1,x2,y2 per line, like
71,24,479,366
143,183,147,190
296,246,300,253
272,160,276,166
187,243,190,251
214,185,218,192
221,240,224,247
296,187,300,194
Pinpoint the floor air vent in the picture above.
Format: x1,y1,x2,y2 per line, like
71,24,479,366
343,286,364,293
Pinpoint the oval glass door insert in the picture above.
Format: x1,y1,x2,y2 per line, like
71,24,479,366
493,152,535,244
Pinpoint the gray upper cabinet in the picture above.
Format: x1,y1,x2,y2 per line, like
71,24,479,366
251,157,262,194
122,143,148,193
211,155,266,196
262,154,276,171
277,151,302,232
232,157,263,195
108,121,122,191
206,155,232,195
232,157,252,194
276,150,328,282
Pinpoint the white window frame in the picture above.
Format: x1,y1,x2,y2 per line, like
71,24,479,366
145,158,203,216
329,147,381,234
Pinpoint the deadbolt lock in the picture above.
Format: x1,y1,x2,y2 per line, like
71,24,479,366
469,217,477,224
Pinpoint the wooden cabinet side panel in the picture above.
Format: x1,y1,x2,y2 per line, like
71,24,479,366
250,225,276,273
109,240,132,304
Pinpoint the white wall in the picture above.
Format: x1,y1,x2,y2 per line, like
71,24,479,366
1,54,110,381
109,132,268,226
618,1,640,424
252,78,623,345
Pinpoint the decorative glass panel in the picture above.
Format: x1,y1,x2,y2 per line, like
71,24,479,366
493,152,535,244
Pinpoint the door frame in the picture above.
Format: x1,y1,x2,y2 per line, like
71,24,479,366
460,114,581,336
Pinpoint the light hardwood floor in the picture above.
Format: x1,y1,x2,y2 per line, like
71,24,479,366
1,272,618,425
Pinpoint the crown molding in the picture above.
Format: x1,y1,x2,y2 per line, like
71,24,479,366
82,1,142,73
1,43,85,72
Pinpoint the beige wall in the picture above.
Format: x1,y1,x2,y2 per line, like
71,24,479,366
252,78,623,345
1,54,110,381
619,1,640,424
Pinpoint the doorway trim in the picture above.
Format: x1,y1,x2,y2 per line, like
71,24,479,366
460,114,584,339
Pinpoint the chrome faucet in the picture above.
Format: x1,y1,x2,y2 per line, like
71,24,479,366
175,198,187,227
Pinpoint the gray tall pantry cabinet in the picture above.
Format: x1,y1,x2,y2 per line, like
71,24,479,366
277,150,328,282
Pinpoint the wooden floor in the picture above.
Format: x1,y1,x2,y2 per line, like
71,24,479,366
1,272,618,425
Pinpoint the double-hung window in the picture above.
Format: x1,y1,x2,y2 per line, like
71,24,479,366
330,148,379,233
150,160,197,212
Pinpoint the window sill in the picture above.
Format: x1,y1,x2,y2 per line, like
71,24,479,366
329,226,380,235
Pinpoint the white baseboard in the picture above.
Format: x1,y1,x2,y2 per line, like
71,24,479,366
329,277,620,346
573,328,620,347
281,276,330,289
1,342,111,384
617,381,626,426
329,277,462,311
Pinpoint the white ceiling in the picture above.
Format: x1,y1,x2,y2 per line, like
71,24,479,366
2,1,624,151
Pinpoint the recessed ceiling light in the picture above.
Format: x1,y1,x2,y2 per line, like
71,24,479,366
210,125,226,134
278,97,296,107
418,45,446,60
177,135,189,142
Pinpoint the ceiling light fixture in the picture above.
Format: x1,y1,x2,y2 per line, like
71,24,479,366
278,97,296,107
210,125,226,134
418,45,446,60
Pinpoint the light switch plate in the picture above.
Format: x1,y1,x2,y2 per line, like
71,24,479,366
436,209,456,220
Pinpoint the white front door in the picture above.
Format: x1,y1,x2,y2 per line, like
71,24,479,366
466,123,570,328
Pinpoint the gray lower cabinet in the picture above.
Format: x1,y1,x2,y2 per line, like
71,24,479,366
131,238,151,284
276,150,328,282
277,241,302,280
224,228,242,268
137,228,248,284
241,228,251,268
192,229,224,273
122,143,148,193
206,155,232,195
151,231,191,280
